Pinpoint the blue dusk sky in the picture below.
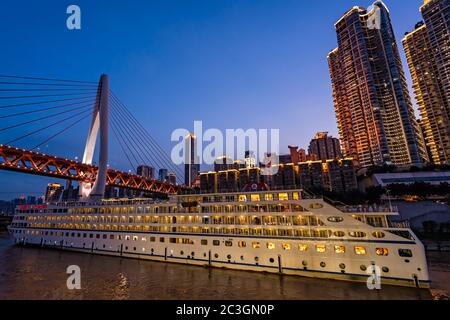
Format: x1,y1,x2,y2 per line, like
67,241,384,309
0,0,424,199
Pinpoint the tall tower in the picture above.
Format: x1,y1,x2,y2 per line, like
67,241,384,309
328,1,428,168
79,74,109,200
184,133,200,187
403,1,450,164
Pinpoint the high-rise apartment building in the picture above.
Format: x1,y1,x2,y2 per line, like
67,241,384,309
403,1,450,164
137,165,155,179
184,133,200,186
158,168,168,182
308,132,342,161
328,1,428,168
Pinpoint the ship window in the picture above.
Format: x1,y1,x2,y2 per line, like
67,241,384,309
335,245,345,254
213,240,220,246
160,237,165,243
238,195,247,202
292,192,300,200
327,216,344,223
96,234,100,239
238,241,246,248
169,238,177,244
349,231,366,238
201,239,208,245
267,242,276,250
141,237,147,242
298,244,308,252
133,236,138,241
252,242,260,249
125,235,130,241
372,231,385,239
354,246,366,255
214,253,219,258
334,231,345,237
398,249,413,258
264,194,274,201
278,193,289,201
225,240,233,247
110,235,114,240
251,194,260,202
316,245,326,253
269,258,275,263
103,234,107,239
282,243,291,250
150,237,156,242
376,248,389,256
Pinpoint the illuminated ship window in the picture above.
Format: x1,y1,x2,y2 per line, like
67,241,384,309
267,242,276,250
316,245,326,253
354,246,366,255
376,248,389,256
251,194,260,202
349,231,366,238
238,241,246,248
278,193,289,201
398,249,413,258
292,192,300,200
282,243,291,250
335,245,345,254
252,242,260,249
334,231,345,237
238,195,247,202
327,216,344,223
298,244,308,252
372,231,385,238
264,194,274,201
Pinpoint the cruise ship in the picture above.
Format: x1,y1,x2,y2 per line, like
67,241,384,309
8,189,430,288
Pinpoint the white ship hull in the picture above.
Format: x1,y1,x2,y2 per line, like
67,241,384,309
9,190,431,289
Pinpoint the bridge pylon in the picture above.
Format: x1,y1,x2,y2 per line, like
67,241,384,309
79,74,109,201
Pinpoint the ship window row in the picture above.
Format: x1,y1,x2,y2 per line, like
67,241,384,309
21,223,379,240
59,203,307,215
181,192,301,204
23,214,325,227
13,229,412,257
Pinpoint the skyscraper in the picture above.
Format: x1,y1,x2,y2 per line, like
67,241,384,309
158,168,168,182
308,132,342,162
137,165,155,179
184,133,200,186
328,1,428,168
403,1,450,164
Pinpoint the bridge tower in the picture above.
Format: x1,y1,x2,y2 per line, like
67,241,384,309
79,74,109,201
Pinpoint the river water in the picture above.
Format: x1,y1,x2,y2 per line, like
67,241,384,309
0,232,448,300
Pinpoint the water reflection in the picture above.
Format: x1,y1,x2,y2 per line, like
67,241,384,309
0,233,433,300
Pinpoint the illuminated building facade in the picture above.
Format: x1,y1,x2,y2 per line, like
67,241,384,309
328,1,428,168
308,132,342,162
403,1,450,164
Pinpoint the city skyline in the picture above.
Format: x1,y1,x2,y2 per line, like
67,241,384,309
0,0,431,199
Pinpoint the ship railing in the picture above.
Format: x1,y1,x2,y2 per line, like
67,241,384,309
387,220,410,229
337,205,399,213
